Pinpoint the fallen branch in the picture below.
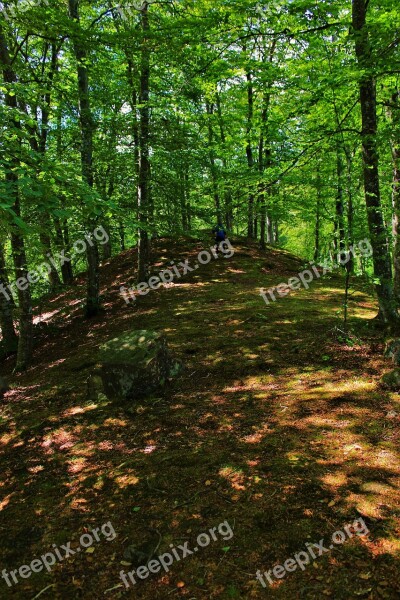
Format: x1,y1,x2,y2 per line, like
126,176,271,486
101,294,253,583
32,584,56,600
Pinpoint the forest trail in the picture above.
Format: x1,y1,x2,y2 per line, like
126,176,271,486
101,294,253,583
1,237,400,599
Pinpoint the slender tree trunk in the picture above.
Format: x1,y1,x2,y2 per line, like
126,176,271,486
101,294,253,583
101,178,114,261
216,92,233,230
126,63,140,208
314,171,322,261
0,25,33,371
336,146,346,254
206,101,222,223
185,168,191,229
137,2,151,282
246,69,255,238
0,244,18,355
119,222,126,251
54,216,74,284
259,124,266,251
55,108,74,284
274,220,279,245
352,0,399,324
257,43,275,249
180,169,188,230
39,43,62,290
387,90,400,300
345,149,355,273
69,0,100,317
258,89,271,251
267,216,274,245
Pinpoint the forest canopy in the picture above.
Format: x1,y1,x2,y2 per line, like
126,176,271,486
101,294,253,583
1,0,400,370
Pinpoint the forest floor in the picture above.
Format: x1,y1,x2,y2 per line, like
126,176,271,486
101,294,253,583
0,236,400,600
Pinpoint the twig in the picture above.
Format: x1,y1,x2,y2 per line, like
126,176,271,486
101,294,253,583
238,316,253,324
104,584,124,594
32,584,56,600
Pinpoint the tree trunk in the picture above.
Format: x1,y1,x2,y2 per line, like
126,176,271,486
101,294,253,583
69,0,100,317
0,244,18,355
345,149,355,273
388,90,400,301
246,69,255,238
55,108,74,284
54,216,74,284
206,101,222,224
335,146,346,253
185,168,191,230
274,220,279,245
352,0,399,324
0,25,33,371
39,43,62,291
314,170,322,261
216,91,233,230
137,2,151,282
180,169,188,230
119,221,126,251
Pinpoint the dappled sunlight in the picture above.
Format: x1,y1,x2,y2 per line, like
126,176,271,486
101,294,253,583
42,428,77,453
219,466,247,491
0,493,15,512
63,404,99,417
33,310,60,324
241,422,272,444
114,473,139,488
2,237,400,598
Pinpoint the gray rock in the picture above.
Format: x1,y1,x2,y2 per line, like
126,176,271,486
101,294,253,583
88,330,183,403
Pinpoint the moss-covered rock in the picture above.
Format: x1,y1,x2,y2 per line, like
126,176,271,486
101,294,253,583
381,368,400,390
88,330,183,402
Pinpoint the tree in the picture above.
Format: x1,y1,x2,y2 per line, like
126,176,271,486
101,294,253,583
68,0,100,317
352,0,399,325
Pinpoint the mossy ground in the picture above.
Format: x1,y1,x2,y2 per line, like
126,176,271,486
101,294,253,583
0,237,399,599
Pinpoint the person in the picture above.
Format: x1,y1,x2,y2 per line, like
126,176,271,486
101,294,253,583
213,223,226,254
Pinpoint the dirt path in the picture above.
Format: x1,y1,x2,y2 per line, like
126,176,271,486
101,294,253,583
0,238,399,599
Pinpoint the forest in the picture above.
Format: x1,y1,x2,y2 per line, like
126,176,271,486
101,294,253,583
1,0,400,599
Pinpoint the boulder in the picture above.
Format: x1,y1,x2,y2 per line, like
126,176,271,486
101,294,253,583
87,330,182,402
381,368,400,390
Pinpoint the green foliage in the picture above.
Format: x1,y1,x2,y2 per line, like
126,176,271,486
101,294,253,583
0,0,399,304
